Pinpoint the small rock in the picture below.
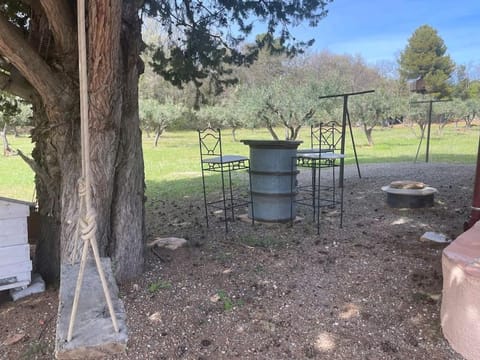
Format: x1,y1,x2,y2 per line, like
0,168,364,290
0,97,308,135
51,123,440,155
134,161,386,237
419,231,451,243
210,294,220,303
148,237,188,250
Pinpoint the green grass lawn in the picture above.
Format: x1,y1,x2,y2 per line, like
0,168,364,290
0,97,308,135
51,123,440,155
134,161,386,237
1,123,478,202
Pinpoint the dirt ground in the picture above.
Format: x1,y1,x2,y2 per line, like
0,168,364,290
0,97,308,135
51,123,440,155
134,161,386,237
0,162,475,359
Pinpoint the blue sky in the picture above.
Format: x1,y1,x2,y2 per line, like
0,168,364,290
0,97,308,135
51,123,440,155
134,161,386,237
290,0,480,68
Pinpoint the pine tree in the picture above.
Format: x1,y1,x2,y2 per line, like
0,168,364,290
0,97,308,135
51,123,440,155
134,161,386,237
399,25,455,98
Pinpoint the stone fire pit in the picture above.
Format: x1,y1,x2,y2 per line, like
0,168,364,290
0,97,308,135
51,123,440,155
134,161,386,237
381,180,437,208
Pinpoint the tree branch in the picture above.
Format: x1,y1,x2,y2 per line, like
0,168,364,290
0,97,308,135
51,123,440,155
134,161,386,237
39,0,76,57
17,149,53,189
0,69,37,101
0,13,67,110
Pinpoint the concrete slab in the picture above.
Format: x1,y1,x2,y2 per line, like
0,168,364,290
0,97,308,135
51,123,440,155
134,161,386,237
10,273,45,301
55,258,128,359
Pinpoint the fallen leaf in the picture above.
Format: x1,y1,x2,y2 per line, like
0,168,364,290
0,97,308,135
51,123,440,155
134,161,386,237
148,312,162,322
2,333,25,346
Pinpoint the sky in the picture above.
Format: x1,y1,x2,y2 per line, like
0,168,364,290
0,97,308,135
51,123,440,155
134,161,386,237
288,0,480,69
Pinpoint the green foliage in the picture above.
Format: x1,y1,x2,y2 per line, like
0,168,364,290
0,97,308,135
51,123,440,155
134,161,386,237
146,0,332,89
462,98,480,127
20,340,49,360
350,83,408,141
399,25,455,97
148,279,172,293
216,290,236,311
468,81,480,99
0,94,21,123
236,77,321,139
139,98,185,145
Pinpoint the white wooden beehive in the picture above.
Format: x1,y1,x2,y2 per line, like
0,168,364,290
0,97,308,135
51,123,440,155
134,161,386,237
0,197,32,291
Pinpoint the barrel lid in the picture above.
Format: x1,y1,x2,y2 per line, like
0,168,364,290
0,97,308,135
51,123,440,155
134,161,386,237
241,139,302,149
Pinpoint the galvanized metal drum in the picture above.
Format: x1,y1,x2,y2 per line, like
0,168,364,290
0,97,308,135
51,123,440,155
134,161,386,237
241,140,302,222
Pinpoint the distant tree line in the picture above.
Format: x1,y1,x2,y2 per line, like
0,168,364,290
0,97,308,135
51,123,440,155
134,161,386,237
138,23,480,147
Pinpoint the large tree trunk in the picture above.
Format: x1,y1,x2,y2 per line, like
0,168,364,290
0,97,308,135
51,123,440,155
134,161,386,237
110,2,145,280
74,1,145,282
0,1,145,283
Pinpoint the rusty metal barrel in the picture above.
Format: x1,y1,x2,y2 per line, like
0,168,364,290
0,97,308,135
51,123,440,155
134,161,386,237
241,140,302,222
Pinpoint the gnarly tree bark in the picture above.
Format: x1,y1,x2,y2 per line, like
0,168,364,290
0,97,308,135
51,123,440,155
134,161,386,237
0,1,145,282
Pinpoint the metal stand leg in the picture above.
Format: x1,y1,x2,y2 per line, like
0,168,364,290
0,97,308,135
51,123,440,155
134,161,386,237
332,163,336,206
290,157,295,227
316,163,321,235
228,168,235,222
312,166,317,221
220,167,229,233
200,166,209,228
340,175,344,228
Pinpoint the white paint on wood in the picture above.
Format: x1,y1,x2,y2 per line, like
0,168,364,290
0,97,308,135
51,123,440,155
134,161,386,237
0,197,32,292
0,271,31,291
0,260,32,277
0,218,28,238
0,244,30,265
0,197,30,219
0,233,28,247
0,280,30,291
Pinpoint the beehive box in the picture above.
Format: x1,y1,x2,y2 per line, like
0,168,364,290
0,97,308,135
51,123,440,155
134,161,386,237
0,197,32,291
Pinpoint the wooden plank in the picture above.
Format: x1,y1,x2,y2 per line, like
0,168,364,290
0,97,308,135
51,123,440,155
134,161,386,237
55,258,128,359
0,244,30,265
0,279,30,292
0,198,30,219
0,218,28,239
0,270,30,291
0,260,32,278
0,233,28,247
0,196,33,206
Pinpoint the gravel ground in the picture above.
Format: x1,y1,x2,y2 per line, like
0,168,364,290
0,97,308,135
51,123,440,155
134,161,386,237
0,162,475,359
